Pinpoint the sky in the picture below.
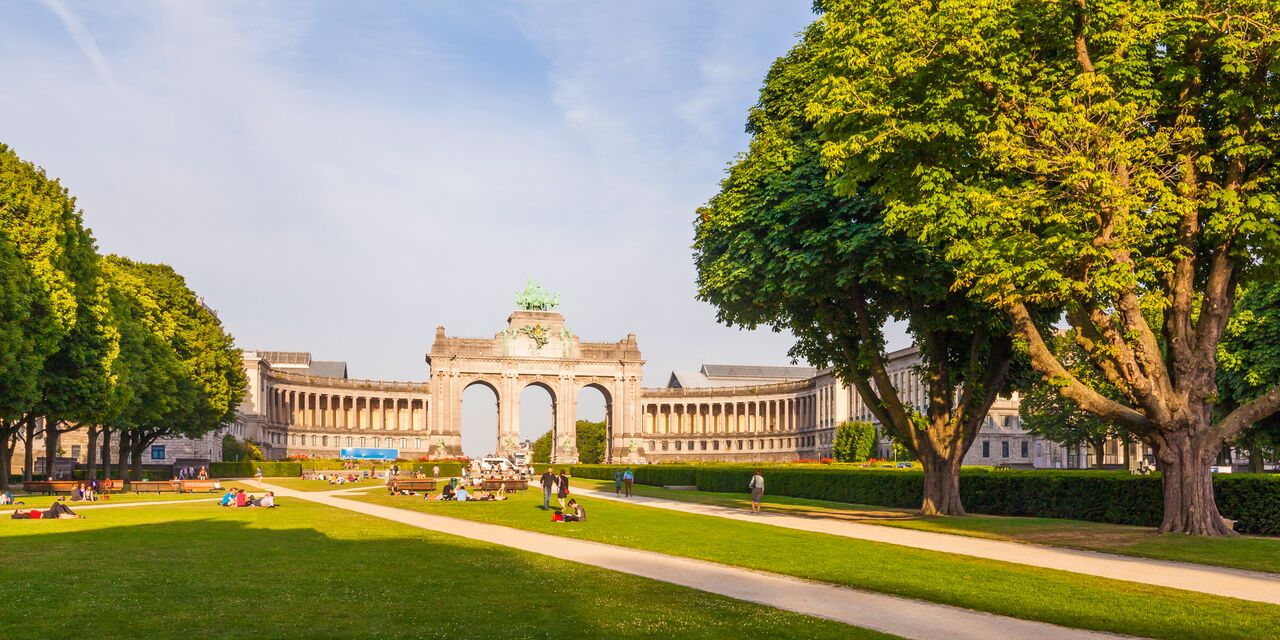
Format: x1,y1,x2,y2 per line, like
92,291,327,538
1,1,908,455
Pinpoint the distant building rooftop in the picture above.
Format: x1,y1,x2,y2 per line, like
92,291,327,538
667,363,817,388
254,351,348,379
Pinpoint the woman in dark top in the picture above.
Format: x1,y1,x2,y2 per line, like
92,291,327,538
557,470,569,511
563,498,586,522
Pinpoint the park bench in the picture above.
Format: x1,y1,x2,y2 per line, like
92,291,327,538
390,479,435,492
132,480,181,494
179,480,221,493
22,480,79,495
481,479,528,492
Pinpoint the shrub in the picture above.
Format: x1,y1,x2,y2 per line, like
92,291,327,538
209,461,302,478
832,421,877,462
561,464,1280,535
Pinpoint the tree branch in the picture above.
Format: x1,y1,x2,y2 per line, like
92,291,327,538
1008,302,1153,433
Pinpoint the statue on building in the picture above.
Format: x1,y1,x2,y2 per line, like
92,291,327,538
516,278,560,311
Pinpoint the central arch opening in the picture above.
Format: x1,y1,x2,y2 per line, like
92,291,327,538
576,384,610,463
460,381,499,458
519,383,555,459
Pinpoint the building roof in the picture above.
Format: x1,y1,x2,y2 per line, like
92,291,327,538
667,363,818,388
258,351,311,367
306,360,348,379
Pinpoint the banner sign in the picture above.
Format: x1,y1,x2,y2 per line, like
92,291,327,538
340,448,399,460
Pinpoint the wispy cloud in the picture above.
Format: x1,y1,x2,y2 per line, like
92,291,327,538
39,0,116,87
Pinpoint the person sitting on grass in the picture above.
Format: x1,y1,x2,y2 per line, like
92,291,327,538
220,489,236,507
387,480,399,495
0,490,19,505
258,492,276,508
439,482,455,501
561,498,586,522
235,489,248,507
455,485,470,502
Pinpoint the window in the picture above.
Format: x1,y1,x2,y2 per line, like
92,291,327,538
400,438,407,449
700,440,707,451
359,437,366,448
415,438,422,449
322,436,328,447
310,435,317,446
71,445,81,459
982,440,990,457
1021,441,1029,458
1001,440,1010,457
674,441,682,451
687,441,693,451
1003,415,1017,429
385,438,393,448
648,441,655,451
712,440,720,451
661,441,668,451
150,445,165,460
346,437,353,447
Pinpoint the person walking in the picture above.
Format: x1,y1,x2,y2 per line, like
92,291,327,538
432,464,440,480
748,469,765,513
622,467,634,497
613,468,624,496
255,466,263,480
540,467,555,510
557,469,570,511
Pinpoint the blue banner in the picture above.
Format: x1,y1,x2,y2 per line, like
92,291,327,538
340,448,399,460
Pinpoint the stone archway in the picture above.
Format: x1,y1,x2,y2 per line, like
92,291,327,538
427,307,644,463
459,378,502,457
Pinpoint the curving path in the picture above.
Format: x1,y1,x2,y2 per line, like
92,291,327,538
576,486,1280,605
251,480,1135,640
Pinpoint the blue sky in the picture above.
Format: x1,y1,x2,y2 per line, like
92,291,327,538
1,1,906,454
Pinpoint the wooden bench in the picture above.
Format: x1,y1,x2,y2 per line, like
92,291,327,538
481,479,528,492
390,479,435,492
179,480,221,493
22,480,79,495
132,480,181,494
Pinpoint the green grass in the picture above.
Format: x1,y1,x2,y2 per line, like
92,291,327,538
260,477,384,492
572,478,1280,574
0,499,889,639
348,485,1279,640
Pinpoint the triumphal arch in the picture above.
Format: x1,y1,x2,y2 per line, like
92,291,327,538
426,281,645,463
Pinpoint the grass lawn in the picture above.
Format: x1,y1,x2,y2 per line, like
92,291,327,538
348,485,1279,640
571,478,1280,574
259,477,384,492
2,491,218,511
0,499,889,639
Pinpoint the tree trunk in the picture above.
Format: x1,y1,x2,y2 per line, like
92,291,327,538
117,431,131,485
1154,430,1235,536
1091,438,1106,469
919,450,965,516
100,428,112,477
22,417,35,482
44,419,59,480
86,426,99,481
130,443,144,481
1122,438,1132,470
0,426,11,491
1248,445,1264,474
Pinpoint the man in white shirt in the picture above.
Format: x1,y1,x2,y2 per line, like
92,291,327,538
456,486,470,502
258,492,276,508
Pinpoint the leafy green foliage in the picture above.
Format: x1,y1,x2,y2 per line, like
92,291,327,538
531,429,551,464
1020,332,1127,458
575,419,607,464
221,434,264,461
1218,283,1280,468
832,421,876,462
208,461,301,478
0,232,42,419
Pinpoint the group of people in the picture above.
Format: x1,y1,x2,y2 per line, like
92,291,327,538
174,466,209,481
537,468,585,522
219,488,276,508
611,467,635,497
427,478,508,502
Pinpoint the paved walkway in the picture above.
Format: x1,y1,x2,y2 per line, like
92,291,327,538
577,487,1280,605
254,480,1133,640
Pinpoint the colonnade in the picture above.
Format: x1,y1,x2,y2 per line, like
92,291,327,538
640,394,819,436
266,387,430,433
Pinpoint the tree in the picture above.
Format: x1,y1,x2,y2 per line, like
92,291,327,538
531,430,552,464
0,143,105,485
832,421,876,462
0,233,41,487
695,24,1022,516
575,419,607,464
1217,283,1280,472
102,257,245,479
808,1,1280,535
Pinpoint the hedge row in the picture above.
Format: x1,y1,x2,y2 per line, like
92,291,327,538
209,461,302,478
565,464,1280,535
294,459,465,477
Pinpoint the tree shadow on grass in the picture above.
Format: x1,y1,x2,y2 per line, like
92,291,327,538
0,503,871,640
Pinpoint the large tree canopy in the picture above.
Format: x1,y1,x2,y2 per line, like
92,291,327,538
807,0,1280,534
695,26,1020,516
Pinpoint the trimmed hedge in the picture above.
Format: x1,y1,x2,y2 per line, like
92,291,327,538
209,461,302,478
294,459,466,477
565,464,1280,535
